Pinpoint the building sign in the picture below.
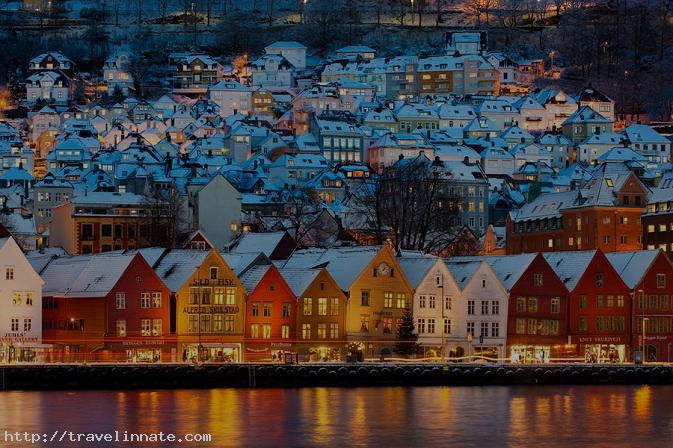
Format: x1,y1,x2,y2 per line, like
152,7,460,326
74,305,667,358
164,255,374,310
271,343,293,348
572,335,627,344
0,335,39,343
122,340,165,346
373,311,394,317
190,278,236,287
183,306,240,314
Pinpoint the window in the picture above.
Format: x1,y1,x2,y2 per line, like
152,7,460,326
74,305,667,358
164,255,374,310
303,297,313,315
384,292,394,308
617,295,625,308
214,288,224,305
25,292,33,306
361,290,370,306
607,295,614,307
534,273,543,287
579,316,588,332
141,319,151,336
101,224,112,237
141,292,151,309
302,323,311,339
527,319,538,335
152,292,162,308
480,322,489,337
467,322,475,336
516,318,526,334
383,318,393,334
467,300,475,315
189,287,199,304
595,273,604,287
396,293,407,309
225,315,235,332
12,292,21,306
658,274,666,289
317,323,327,339
116,292,126,310
481,300,489,315
491,322,499,338
263,303,272,317
213,315,224,332
282,303,291,318
210,267,218,280
11,318,18,332
252,303,259,317
491,301,499,315
188,315,199,333
516,297,526,312
250,324,260,338
429,296,436,309
318,298,327,316
262,324,271,339
596,295,604,308
330,323,339,339
200,315,211,333
281,325,290,339
116,320,126,337
551,298,560,314
528,297,538,313
201,288,211,305
225,288,236,305
360,315,369,332
579,295,588,309
419,296,426,308
5,267,14,280
152,319,162,336
444,297,452,311
426,318,435,334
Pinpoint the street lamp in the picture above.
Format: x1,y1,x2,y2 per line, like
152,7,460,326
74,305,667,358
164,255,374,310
642,317,649,363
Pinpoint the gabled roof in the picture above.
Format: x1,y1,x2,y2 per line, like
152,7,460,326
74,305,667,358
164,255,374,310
605,250,662,289
444,260,482,290
143,249,211,292
238,264,272,293
543,250,598,292
40,252,138,297
232,231,289,256
562,105,610,125
397,252,441,290
279,268,323,297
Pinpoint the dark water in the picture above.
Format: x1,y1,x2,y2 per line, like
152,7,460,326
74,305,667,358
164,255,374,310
0,386,671,447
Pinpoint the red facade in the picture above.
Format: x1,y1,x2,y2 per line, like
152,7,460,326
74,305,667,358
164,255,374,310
105,253,175,362
507,253,570,362
632,252,673,361
243,265,297,361
568,251,631,362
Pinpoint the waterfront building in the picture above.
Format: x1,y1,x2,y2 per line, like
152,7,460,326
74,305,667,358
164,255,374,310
0,237,44,363
642,172,673,252
445,259,509,360
145,248,247,363
544,250,631,362
240,263,297,361
398,253,462,359
280,267,348,361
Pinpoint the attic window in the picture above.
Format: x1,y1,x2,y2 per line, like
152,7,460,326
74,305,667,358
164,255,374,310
605,178,613,187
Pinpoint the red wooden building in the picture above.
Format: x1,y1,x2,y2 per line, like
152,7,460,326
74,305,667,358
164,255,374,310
41,252,175,362
607,250,673,362
545,250,631,362
239,263,297,361
483,253,570,362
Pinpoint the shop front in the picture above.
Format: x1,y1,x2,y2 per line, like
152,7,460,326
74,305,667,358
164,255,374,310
510,345,551,363
472,345,501,361
181,342,241,363
570,335,628,363
0,336,45,364
297,344,344,362
119,340,174,363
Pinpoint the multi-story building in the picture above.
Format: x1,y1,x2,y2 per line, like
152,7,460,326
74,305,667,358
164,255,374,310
445,259,508,360
544,250,631,362
208,81,253,117
33,173,73,234
642,172,673,252
507,162,648,254
561,105,613,144
49,191,173,255
103,52,133,96
249,54,295,89
416,54,500,96
624,124,671,164
264,41,307,71
0,237,44,363
148,248,247,363
310,113,364,163
173,54,221,94
281,267,348,361
574,85,615,122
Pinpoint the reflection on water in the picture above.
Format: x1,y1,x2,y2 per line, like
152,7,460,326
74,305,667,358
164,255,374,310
1,386,672,447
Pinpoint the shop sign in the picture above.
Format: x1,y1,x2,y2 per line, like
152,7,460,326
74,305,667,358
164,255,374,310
572,335,626,344
0,335,38,343
190,278,236,287
271,342,292,348
644,335,673,341
122,340,166,346
183,306,239,314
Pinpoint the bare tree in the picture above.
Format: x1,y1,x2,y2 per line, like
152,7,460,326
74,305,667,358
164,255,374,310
434,0,450,26
159,0,169,21
112,0,121,27
350,154,465,255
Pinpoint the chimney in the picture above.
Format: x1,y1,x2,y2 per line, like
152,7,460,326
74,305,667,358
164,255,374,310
398,154,404,160
464,156,470,165
208,149,212,157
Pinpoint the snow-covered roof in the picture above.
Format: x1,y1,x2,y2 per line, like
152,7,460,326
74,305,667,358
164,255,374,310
444,260,481,290
605,250,661,289
279,268,322,297
543,250,598,292
148,249,211,292
232,231,288,256
397,253,440,290
238,264,272,293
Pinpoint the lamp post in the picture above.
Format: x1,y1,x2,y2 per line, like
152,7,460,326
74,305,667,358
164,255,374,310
642,317,649,363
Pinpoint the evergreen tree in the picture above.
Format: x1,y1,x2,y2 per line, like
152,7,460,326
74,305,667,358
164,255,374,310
394,308,419,357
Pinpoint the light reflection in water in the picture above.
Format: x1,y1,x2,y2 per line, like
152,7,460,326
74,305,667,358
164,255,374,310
0,386,671,447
